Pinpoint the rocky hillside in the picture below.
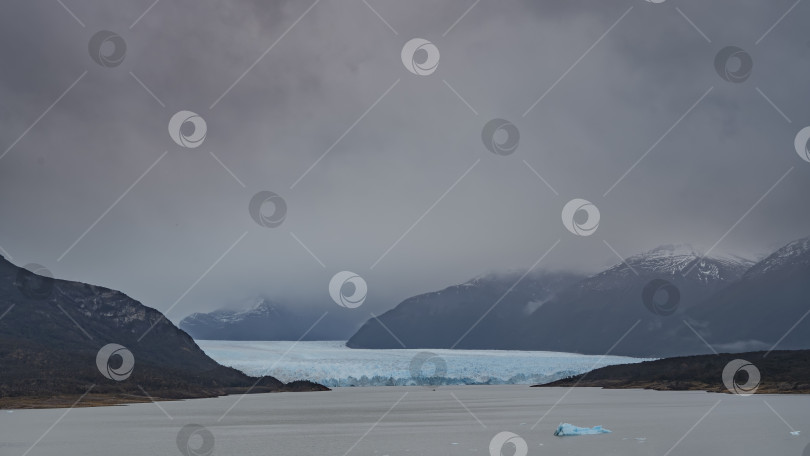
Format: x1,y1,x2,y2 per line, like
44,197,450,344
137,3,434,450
0,256,327,408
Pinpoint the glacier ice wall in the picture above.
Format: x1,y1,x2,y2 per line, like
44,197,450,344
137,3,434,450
198,340,648,387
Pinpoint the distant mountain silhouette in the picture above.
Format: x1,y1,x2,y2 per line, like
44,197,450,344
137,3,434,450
179,298,355,341
0,256,326,407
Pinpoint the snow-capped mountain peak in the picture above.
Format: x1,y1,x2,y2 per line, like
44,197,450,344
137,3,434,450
183,297,281,325
592,244,754,284
643,243,703,258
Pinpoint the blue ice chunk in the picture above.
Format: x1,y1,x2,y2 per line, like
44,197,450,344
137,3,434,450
553,423,612,436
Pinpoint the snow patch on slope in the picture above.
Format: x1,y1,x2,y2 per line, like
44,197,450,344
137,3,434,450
588,244,753,287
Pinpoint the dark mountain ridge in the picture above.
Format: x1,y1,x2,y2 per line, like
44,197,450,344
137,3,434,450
0,255,327,408
677,237,810,354
513,245,755,357
347,238,810,357
346,270,585,349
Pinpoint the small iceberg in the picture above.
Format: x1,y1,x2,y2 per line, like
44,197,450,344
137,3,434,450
553,423,612,436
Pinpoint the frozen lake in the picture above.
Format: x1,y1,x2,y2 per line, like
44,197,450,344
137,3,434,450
2,386,807,455
197,340,648,386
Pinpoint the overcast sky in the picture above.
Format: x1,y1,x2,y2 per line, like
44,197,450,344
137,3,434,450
1,0,809,333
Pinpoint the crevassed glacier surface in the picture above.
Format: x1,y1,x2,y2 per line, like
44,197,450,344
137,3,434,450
198,340,649,387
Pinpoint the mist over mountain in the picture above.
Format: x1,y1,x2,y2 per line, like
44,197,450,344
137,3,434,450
163,237,810,360
180,297,358,341
346,270,584,349
2,0,808,326
348,238,810,357
514,245,754,356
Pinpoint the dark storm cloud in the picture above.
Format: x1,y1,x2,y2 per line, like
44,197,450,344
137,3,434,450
1,0,808,335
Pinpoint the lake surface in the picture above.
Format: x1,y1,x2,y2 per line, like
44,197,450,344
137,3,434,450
2,386,807,456
198,340,648,386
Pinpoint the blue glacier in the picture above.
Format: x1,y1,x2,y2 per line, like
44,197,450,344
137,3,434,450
198,340,649,387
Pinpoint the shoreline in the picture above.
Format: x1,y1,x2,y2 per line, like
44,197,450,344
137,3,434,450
536,349,810,394
7,381,810,411
0,384,329,410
